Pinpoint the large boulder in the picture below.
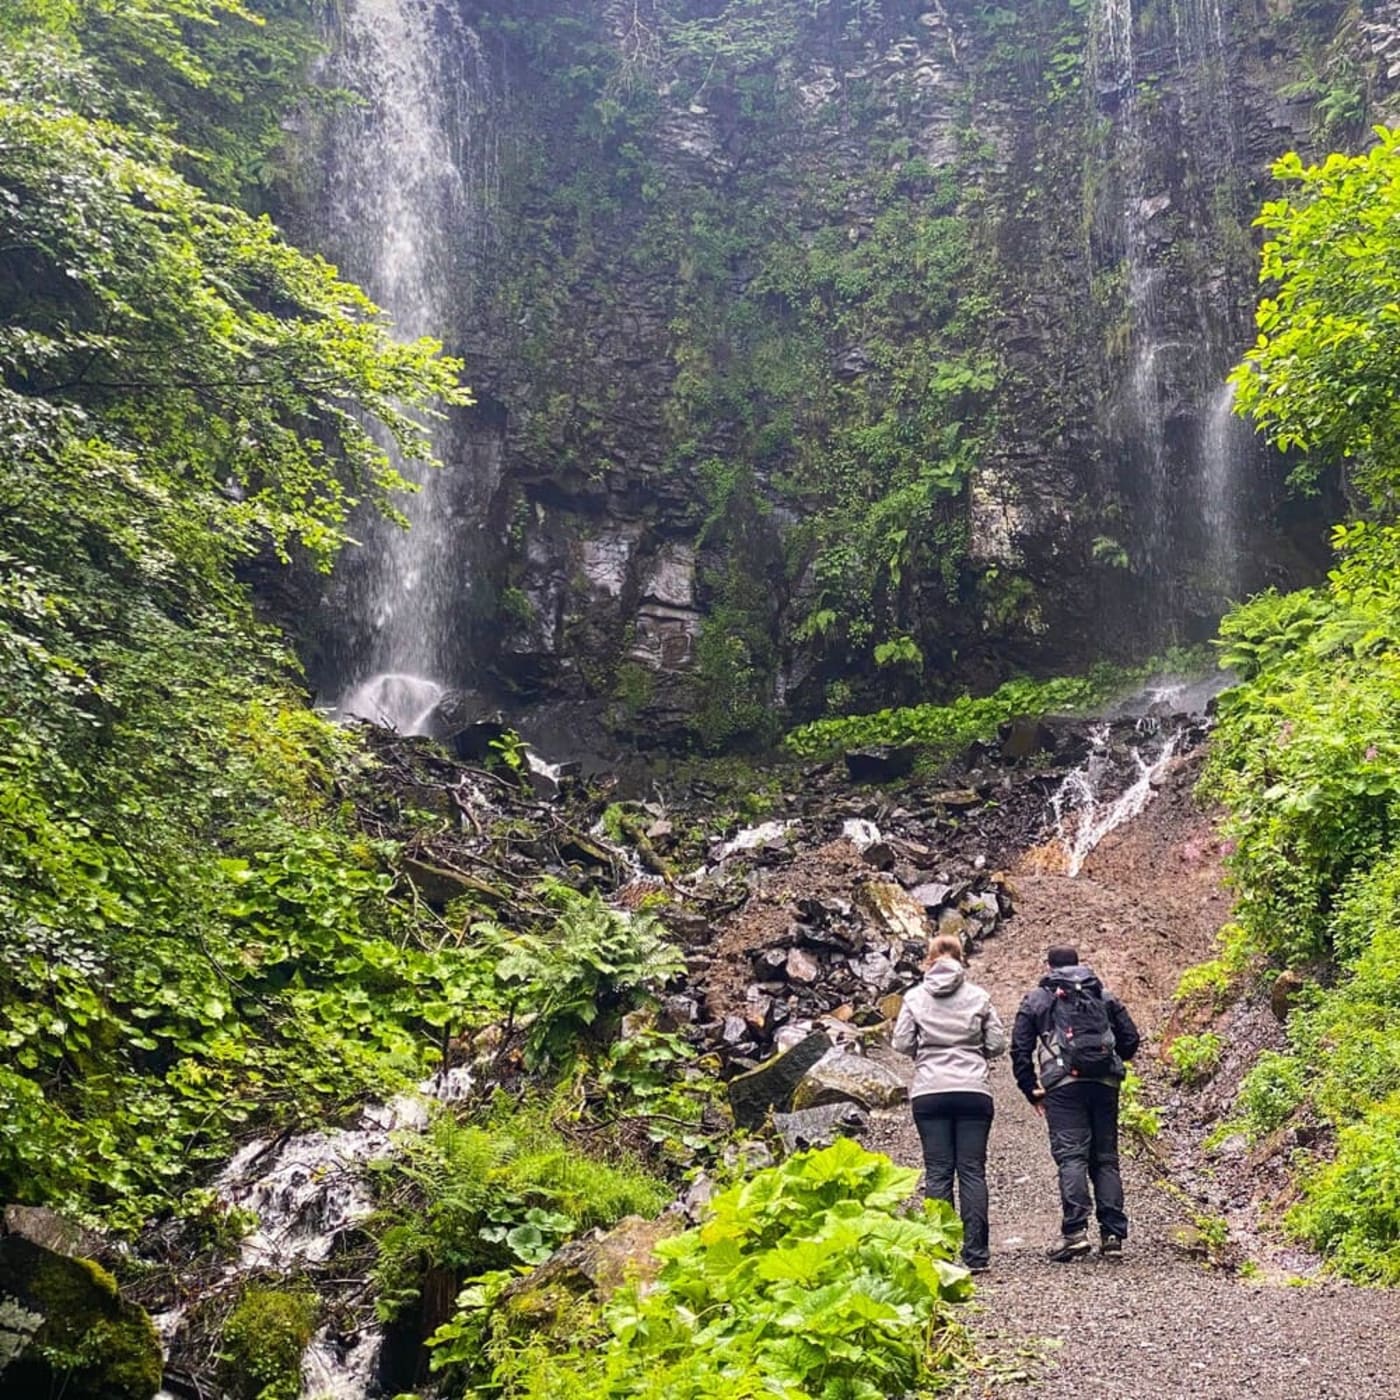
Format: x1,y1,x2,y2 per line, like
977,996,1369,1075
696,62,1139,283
728,1029,833,1128
843,746,914,783
503,1215,681,1310
857,880,930,945
791,1053,906,1111
0,1234,161,1400
998,714,1058,761
1270,969,1307,1023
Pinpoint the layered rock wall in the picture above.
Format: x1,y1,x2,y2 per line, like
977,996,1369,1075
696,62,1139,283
293,0,1399,746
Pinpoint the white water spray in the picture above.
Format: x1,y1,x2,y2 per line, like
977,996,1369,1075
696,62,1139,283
1199,381,1248,595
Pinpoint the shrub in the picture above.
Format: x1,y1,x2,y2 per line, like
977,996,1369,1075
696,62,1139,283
1234,1051,1307,1140
489,886,685,1070
1166,1032,1224,1087
220,1286,318,1400
429,1138,975,1398
1120,1068,1162,1140
371,1099,668,1321
1287,1093,1400,1284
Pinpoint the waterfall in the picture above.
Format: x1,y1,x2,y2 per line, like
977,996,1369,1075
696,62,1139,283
1090,0,1255,616
316,0,498,734
1199,381,1248,595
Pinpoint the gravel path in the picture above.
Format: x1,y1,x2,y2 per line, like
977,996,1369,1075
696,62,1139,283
866,843,1400,1398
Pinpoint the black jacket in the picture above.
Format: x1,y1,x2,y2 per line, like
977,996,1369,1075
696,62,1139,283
1010,965,1141,1102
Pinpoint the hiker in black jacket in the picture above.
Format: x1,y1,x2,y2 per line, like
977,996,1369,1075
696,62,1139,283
1011,945,1141,1261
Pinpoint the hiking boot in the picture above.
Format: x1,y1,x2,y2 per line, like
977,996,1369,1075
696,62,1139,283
1100,1234,1124,1260
965,1261,991,1276
1045,1232,1092,1262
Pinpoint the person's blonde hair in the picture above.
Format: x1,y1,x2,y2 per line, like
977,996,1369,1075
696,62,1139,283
925,932,966,968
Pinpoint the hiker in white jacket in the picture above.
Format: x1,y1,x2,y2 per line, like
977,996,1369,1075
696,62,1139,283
892,933,1007,1273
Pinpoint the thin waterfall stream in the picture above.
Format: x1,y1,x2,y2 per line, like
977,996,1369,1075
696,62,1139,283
1051,721,1184,877
1091,0,1256,613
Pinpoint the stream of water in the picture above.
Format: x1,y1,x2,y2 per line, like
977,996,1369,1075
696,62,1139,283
1051,721,1183,877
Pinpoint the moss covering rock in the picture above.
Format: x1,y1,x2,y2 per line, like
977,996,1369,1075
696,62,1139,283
0,1235,161,1400
219,1285,319,1400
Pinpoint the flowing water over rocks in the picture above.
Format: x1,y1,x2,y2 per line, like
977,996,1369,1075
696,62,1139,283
1051,721,1184,877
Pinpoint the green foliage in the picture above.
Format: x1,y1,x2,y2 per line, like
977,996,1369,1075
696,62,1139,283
1166,1032,1223,1087
1172,946,1242,1012
784,657,1203,762
1119,1067,1162,1141
1233,1051,1307,1141
371,1099,668,1321
1287,1092,1400,1284
584,1029,718,1165
488,729,530,779
486,887,685,1071
1201,132,1400,1279
1233,130,1400,506
1091,535,1130,570
220,1286,318,1400
0,0,475,1226
874,634,923,673
430,1138,974,1397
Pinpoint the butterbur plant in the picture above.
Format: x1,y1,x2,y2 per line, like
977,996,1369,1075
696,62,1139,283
432,1138,975,1397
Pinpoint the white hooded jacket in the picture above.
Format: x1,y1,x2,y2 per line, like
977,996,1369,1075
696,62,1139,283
892,957,1007,1099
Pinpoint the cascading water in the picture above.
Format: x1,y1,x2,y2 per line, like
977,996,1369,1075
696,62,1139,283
1200,380,1248,596
1051,720,1183,877
316,0,498,735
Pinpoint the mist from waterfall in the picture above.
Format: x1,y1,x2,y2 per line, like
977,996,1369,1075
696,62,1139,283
316,0,498,733
1200,381,1248,596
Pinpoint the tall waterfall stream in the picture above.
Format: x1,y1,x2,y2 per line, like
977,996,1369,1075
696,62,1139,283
321,0,497,736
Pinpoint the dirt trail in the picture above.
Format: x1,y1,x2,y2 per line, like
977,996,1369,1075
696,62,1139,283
863,756,1400,1398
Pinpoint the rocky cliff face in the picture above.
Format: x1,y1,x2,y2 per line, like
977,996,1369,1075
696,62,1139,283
292,0,1395,747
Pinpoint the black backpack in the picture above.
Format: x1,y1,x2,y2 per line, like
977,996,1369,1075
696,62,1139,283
1046,981,1118,1079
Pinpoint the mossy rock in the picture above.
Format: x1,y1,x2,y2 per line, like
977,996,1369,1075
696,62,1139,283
0,1236,161,1400
219,1285,318,1400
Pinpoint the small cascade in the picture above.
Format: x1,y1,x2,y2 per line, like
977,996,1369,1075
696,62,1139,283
156,1068,476,1398
1051,721,1183,877
338,671,445,735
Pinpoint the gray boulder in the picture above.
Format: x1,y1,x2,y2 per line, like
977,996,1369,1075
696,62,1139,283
791,1052,907,1111
728,1029,833,1128
773,1102,870,1153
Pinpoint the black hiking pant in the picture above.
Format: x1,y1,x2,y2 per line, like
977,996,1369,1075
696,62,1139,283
912,1091,994,1267
1043,1079,1128,1239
